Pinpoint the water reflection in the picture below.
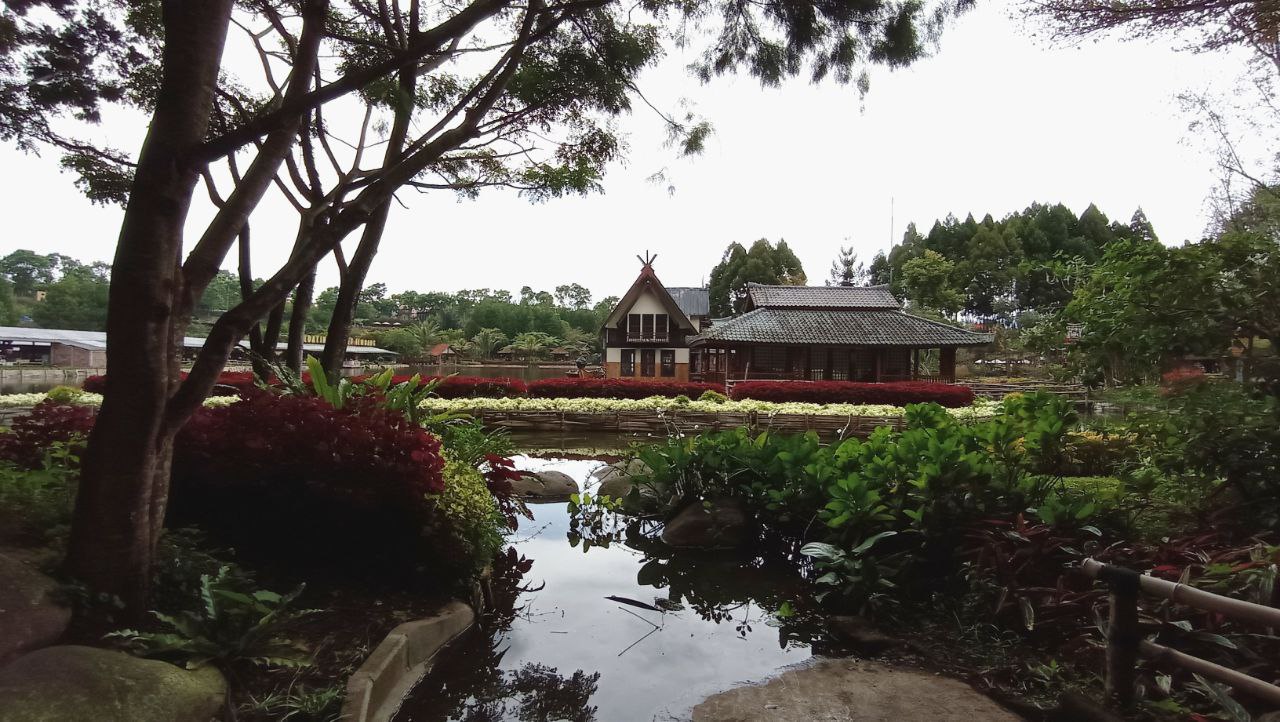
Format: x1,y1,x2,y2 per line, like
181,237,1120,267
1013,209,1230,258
393,456,816,722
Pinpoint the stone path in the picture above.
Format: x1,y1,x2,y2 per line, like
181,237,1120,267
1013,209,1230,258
691,657,1022,722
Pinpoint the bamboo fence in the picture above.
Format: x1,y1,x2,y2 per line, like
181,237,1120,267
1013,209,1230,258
465,409,906,437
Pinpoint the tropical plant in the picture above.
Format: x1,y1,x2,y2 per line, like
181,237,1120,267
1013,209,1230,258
107,565,314,669
801,531,905,611
509,332,558,361
470,328,508,359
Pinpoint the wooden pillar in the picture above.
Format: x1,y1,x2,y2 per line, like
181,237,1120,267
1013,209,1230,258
873,349,882,382
912,348,920,380
1100,566,1140,707
825,347,833,381
940,347,956,382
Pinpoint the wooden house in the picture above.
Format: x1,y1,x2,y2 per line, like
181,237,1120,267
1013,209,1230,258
689,283,992,384
600,255,709,381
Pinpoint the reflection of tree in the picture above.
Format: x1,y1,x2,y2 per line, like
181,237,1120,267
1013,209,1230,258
510,664,600,722
395,548,600,722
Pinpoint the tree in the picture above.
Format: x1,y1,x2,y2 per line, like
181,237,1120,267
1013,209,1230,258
0,278,19,325
554,283,592,309
30,265,111,331
826,245,867,286
868,252,892,286
372,328,425,358
404,320,442,350
708,238,807,315
7,0,968,615
470,327,508,358
0,250,62,297
510,331,557,360
901,250,963,315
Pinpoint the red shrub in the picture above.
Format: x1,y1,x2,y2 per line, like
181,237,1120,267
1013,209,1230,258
0,400,98,469
171,394,446,568
729,380,975,408
82,371,259,397
526,377,720,399
1160,366,1207,397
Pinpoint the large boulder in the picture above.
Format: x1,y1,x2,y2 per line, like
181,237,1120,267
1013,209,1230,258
0,645,226,722
592,459,650,499
510,470,579,502
660,498,753,549
0,550,70,665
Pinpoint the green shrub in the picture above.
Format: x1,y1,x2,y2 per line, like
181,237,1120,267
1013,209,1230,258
44,385,85,404
697,390,728,403
425,460,506,576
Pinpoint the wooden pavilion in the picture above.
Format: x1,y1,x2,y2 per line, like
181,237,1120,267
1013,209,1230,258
689,284,993,385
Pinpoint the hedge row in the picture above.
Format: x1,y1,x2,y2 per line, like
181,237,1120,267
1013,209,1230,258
83,371,257,397
729,380,975,408
525,377,721,400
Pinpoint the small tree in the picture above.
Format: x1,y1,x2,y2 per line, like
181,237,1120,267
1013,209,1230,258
826,245,867,286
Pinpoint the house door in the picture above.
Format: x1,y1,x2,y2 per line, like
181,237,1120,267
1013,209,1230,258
640,349,656,377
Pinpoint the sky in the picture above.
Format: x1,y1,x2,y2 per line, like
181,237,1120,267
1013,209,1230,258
0,0,1259,305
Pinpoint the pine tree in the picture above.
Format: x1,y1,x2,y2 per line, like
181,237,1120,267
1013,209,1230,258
826,245,867,286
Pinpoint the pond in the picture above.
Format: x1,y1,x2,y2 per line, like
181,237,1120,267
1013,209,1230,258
394,364,573,382
393,455,820,722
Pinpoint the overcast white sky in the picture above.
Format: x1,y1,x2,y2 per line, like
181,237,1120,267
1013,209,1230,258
0,0,1257,304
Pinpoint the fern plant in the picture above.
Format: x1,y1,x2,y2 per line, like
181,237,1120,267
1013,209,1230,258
107,566,315,669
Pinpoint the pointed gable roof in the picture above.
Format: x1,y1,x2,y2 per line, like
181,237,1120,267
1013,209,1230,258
603,255,697,331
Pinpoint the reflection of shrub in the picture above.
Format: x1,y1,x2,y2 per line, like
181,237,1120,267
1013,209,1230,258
171,394,446,570
527,378,719,399
729,380,975,408
0,400,97,469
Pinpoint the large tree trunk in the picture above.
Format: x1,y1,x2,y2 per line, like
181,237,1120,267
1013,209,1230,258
237,225,274,381
64,0,236,614
285,268,317,372
320,66,418,379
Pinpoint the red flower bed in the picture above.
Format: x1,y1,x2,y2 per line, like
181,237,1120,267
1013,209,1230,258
82,371,259,397
356,374,527,399
526,377,721,400
171,393,446,569
729,380,975,408
0,400,97,469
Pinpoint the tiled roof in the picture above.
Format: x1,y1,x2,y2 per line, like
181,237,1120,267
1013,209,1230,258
747,283,900,309
689,309,994,347
666,287,710,317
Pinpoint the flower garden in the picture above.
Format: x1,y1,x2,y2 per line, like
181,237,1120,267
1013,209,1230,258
0,369,1277,721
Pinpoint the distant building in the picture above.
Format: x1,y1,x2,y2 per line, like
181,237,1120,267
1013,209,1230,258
0,327,398,367
600,255,709,381
425,343,458,364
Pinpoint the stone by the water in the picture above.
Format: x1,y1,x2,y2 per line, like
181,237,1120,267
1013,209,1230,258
660,497,752,548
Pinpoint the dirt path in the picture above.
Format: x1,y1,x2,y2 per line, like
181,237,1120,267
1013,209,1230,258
691,657,1023,722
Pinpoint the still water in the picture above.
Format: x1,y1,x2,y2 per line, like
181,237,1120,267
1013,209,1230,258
393,456,817,722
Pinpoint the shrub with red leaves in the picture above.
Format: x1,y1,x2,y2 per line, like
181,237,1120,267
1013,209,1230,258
0,400,98,469
357,375,527,398
482,453,531,530
526,377,720,399
1159,366,1207,397
82,371,259,397
729,380,975,407
171,394,446,569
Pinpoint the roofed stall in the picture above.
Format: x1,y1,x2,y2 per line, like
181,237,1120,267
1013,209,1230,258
689,284,992,385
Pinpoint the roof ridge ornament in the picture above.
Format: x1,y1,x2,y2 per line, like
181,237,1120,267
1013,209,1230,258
636,251,658,269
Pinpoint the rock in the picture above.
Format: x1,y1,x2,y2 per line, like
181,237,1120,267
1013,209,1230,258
0,550,71,665
692,657,1021,722
0,645,226,722
660,498,752,549
511,470,579,501
827,615,901,656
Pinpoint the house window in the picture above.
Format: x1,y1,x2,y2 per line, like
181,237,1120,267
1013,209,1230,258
660,350,675,377
640,349,656,377
625,313,669,341
621,349,635,376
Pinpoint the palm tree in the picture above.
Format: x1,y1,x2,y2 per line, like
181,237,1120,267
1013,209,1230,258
405,319,441,350
471,327,508,359
510,331,556,362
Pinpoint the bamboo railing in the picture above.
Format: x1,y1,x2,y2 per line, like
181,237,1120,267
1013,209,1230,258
1080,558,1280,708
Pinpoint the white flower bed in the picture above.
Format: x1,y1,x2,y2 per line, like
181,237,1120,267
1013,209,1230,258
418,395,1001,420
0,392,237,409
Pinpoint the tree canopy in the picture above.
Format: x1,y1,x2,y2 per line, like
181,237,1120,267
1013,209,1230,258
708,238,807,316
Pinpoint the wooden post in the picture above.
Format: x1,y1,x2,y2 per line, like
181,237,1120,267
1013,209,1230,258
939,347,956,382
873,349,882,382
1100,565,1141,706
912,348,920,380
